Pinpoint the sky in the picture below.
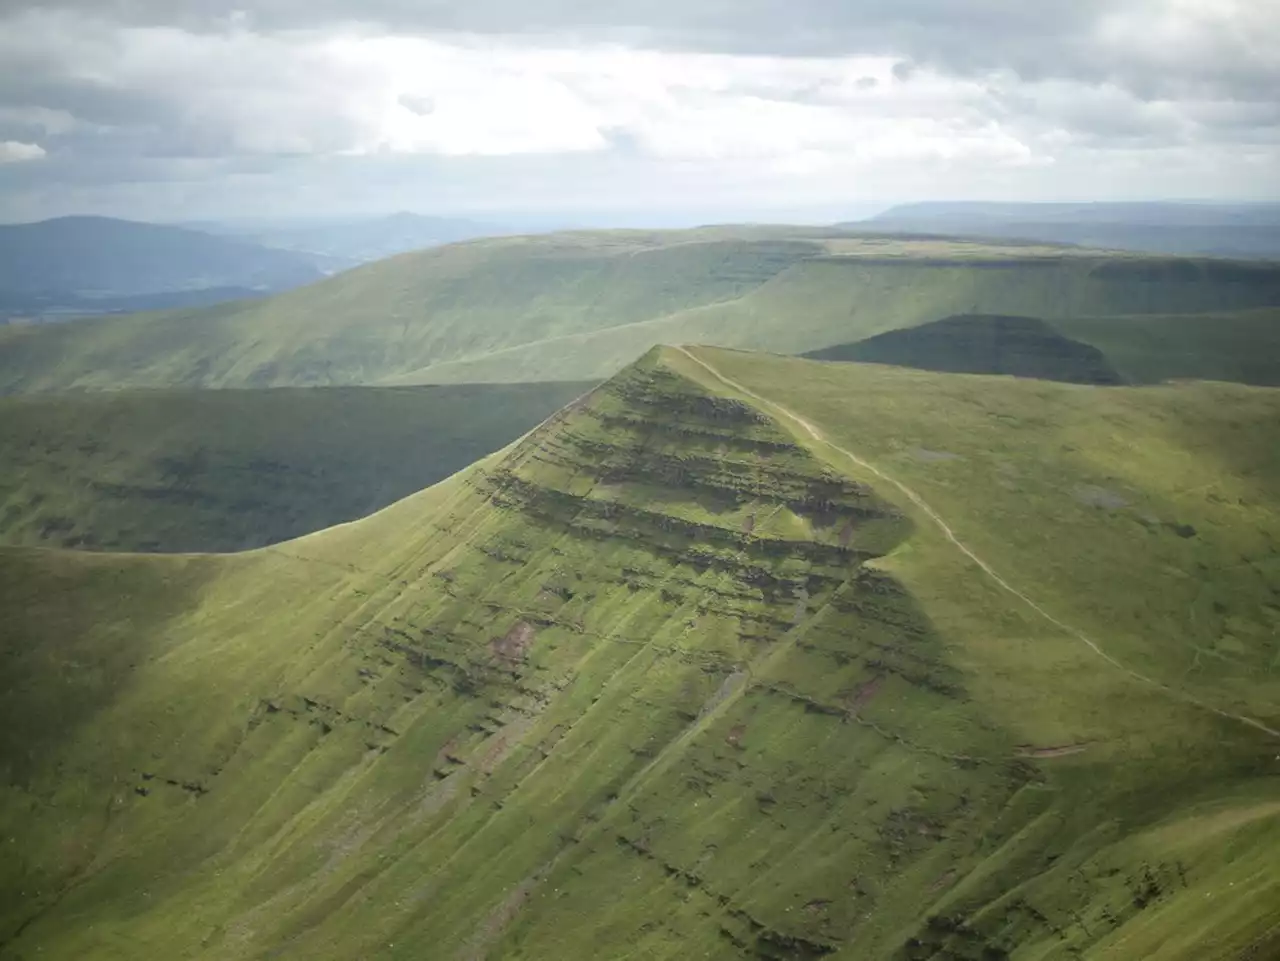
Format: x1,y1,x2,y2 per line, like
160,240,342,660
0,0,1276,224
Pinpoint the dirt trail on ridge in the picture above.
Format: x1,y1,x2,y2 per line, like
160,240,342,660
673,345,1280,740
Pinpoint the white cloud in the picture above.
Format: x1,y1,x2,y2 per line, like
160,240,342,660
4,17,1044,170
0,107,80,135
1093,0,1280,97
0,3,1276,219
0,141,46,163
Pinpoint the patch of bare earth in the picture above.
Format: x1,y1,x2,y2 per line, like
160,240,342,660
490,620,536,665
700,669,749,722
1016,743,1091,759
846,675,885,715
454,857,562,961
726,723,747,749
930,869,958,893
912,448,961,463
1073,485,1130,510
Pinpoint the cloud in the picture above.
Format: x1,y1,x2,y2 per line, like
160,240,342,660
0,1,1275,220
1,0,1273,91
0,14,1034,165
0,140,46,163
397,93,436,116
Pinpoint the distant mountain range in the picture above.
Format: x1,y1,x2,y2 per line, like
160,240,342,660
0,212,510,325
192,211,505,265
0,216,332,323
848,201,1280,259
7,204,1277,330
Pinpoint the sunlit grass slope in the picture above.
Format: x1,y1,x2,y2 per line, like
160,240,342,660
0,382,588,552
3,229,1278,391
0,228,821,391
2,347,1277,961
382,248,1280,385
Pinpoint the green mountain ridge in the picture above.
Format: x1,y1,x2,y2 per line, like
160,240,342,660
3,346,1277,961
4,229,1279,392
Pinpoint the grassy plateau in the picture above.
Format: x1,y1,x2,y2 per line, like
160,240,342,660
1,346,1277,961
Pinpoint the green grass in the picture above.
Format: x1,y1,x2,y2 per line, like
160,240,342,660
377,252,1280,385
1,347,1278,961
0,382,588,552
684,346,1280,726
1053,307,1280,386
2,229,1278,391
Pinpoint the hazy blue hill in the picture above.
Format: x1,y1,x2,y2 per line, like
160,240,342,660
864,200,1280,228
222,211,505,263
0,216,328,298
855,202,1280,258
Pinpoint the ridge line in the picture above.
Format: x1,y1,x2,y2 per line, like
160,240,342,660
671,345,1280,740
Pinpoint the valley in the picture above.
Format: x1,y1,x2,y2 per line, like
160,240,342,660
0,382,588,553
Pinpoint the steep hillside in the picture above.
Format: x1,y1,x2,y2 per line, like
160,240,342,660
0,228,823,391
0,382,587,553
2,347,1277,961
803,315,1124,384
3,229,1279,391
0,216,327,297
391,253,1280,386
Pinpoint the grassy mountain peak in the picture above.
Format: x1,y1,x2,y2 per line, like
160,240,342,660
2,345,1277,961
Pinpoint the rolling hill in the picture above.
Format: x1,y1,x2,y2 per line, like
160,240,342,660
2,346,1277,961
0,382,587,553
3,228,1279,392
